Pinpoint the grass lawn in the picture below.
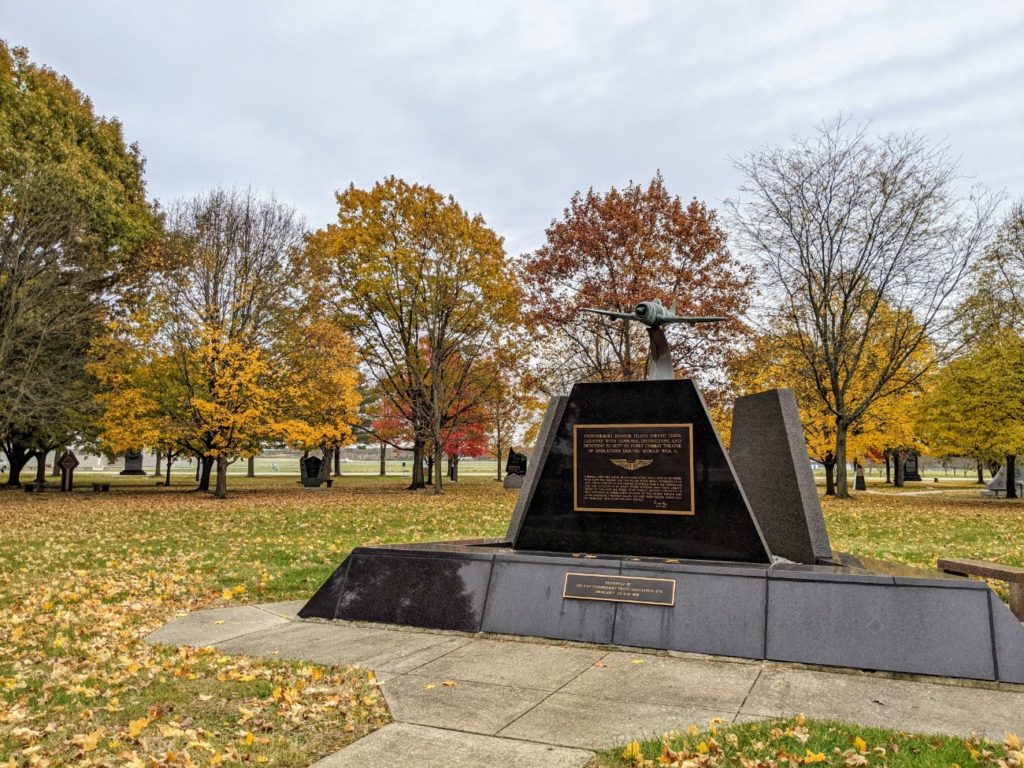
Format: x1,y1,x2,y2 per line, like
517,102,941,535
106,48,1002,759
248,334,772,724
0,472,1021,766
592,715,1021,767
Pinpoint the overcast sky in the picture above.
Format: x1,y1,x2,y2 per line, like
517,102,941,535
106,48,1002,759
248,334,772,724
3,0,1023,255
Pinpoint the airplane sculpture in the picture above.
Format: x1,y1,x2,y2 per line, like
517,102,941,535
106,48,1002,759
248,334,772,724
582,299,728,380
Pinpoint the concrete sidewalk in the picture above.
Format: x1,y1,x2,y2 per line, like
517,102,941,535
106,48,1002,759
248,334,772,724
147,601,1024,767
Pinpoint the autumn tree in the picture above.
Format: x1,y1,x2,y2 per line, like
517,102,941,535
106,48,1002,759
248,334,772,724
731,300,931,495
273,318,361,482
915,334,1024,498
91,189,306,498
729,116,996,497
0,42,156,485
520,172,752,404
474,347,544,480
304,177,519,493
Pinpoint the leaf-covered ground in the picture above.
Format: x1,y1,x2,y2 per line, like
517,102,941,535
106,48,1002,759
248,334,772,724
0,474,511,767
594,715,1020,767
0,473,1020,766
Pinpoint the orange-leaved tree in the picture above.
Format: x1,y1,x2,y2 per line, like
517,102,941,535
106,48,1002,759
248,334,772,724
520,172,752,407
304,177,520,493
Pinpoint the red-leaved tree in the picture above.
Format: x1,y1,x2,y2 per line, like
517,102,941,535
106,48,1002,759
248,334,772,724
520,172,753,406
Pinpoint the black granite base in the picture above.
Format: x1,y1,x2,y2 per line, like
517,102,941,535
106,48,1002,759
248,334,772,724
300,542,1024,684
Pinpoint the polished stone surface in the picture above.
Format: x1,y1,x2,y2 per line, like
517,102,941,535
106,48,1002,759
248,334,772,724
730,388,832,564
765,572,996,679
480,555,619,643
334,549,494,632
511,380,771,562
299,542,1024,683
613,563,767,659
505,396,568,543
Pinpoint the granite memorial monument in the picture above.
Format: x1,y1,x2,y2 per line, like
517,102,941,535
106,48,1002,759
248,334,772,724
301,300,1024,684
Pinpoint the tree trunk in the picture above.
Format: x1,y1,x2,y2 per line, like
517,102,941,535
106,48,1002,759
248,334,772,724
452,455,459,482
334,449,341,477
247,455,255,477
432,439,443,494
1006,454,1018,500
33,451,47,484
154,451,162,477
408,440,426,490
379,443,386,476
884,451,891,484
51,447,61,477
496,423,503,481
426,455,434,485
4,449,31,487
894,451,905,487
823,452,836,497
446,454,453,481
318,448,333,483
977,459,985,484
835,422,850,498
198,456,214,492
213,455,228,498
165,455,174,486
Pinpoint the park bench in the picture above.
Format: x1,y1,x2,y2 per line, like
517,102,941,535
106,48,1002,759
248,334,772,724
23,482,47,493
937,557,1024,620
92,482,110,492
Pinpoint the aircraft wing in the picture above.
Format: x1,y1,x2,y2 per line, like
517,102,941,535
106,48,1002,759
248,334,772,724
660,316,729,325
582,308,638,322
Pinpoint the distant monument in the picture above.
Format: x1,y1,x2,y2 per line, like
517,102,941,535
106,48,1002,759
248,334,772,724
903,452,923,481
58,450,80,492
503,448,528,489
301,300,1024,685
300,455,324,487
120,450,146,475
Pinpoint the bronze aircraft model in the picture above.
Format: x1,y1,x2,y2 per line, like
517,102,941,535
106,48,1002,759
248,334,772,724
582,299,728,381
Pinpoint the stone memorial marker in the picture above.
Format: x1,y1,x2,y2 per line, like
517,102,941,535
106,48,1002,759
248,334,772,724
504,447,527,477
119,450,146,476
301,455,324,487
903,452,923,481
59,450,80,492
730,388,831,564
300,299,1024,684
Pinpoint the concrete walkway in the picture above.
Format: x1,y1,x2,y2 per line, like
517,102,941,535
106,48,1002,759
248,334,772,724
147,601,1024,767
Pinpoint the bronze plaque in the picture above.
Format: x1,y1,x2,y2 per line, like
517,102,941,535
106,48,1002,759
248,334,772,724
562,572,676,606
573,423,694,514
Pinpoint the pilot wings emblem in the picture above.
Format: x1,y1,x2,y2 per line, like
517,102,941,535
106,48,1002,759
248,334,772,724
609,458,654,471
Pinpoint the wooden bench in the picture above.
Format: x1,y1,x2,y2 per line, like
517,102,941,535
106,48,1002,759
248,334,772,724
23,482,46,493
937,557,1024,620
91,482,110,492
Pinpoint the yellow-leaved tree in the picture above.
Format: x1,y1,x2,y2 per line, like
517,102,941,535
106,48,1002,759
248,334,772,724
915,330,1024,498
92,188,360,498
304,177,521,493
730,301,931,495
272,318,362,480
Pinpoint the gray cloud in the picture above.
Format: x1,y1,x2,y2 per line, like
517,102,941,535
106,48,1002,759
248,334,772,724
3,0,1022,254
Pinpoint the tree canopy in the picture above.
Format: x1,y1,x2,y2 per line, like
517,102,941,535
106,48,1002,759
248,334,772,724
304,177,520,492
521,172,752,404
0,41,157,485
730,116,995,497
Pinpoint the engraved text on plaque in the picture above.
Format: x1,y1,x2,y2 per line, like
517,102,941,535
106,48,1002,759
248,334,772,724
573,423,694,514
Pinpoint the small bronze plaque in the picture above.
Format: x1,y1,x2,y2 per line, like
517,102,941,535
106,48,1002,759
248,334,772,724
573,423,695,515
562,572,676,606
